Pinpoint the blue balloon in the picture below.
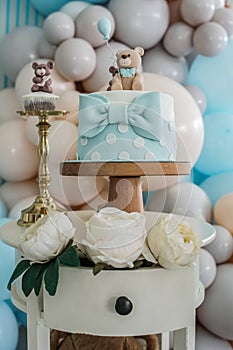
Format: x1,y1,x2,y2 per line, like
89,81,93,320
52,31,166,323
195,113,233,175
5,299,27,327
82,0,109,3
0,301,19,350
0,199,7,218
97,17,112,41
30,0,71,16
0,218,14,301
187,39,233,114
200,171,233,206
191,167,209,186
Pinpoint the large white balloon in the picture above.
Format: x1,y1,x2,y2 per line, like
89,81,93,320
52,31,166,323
180,0,215,27
43,11,75,46
0,26,42,82
75,5,115,48
197,264,233,340
55,38,96,81
163,22,194,57
60,1,91,20
15,59,76,106
108,0,169,49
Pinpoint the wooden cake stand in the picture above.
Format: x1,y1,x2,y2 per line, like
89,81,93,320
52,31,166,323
61,161,190,212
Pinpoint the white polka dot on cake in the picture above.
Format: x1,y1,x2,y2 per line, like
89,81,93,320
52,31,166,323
106,133,117,144
119,151,130,160
91,152,101,160
159,139,166,147
168,121,175,132
118,123,128,133
81,137,88,146
133,137,144,148
145,152,156,160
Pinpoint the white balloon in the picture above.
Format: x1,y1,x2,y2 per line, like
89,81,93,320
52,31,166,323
148,182,212,222
197,264,233,340
199,248,217,288
37,35,56,59
60,1,91,21
43,11,75,46
0,179,39,211
184,85,207,114
180,0,215,27
196,323,232,350
214,0,225,9
0,88,21,123
213,7,233,38
163,22,194,57
205,225,233,264
143,44,188,84
108,0,169,49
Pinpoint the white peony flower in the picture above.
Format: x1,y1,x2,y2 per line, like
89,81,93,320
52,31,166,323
20,211,75,262
77,207,147,268
147,215,200,269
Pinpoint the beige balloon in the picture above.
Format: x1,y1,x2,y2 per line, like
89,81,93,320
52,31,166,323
214,192,233,234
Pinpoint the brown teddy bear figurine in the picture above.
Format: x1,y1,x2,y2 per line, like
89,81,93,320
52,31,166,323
109,47,144,91
31,61,54,93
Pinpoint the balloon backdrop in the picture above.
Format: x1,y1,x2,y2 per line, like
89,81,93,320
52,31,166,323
163,22,194,57
30,0,72,16
0,237,14,301
0,301,19,350
197,264,233,340
43,12,75,46
180,0,215,27
37,35,56,59
60,1,91,20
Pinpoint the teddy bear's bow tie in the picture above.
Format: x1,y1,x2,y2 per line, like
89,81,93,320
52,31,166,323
119,68,136,78
78,92,175,149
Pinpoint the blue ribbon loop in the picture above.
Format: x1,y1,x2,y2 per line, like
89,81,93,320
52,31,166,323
78,92,175,150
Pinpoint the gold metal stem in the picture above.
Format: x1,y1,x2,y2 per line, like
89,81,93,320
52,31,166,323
17,110,68,227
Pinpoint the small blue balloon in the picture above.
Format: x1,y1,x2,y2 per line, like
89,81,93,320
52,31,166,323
0,301,19,350
192,167,209,186
6,299,27,327
200,171,233,206
195,113,233,176
97,17,112,41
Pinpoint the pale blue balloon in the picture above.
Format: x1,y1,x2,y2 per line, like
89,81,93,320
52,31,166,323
195,113,233,175
0,301,18,350
97,17,112,41
0,218,14,301
200,172,233,206
187,39,233,114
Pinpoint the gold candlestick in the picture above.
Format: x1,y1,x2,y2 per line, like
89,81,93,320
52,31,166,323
17,110,69,227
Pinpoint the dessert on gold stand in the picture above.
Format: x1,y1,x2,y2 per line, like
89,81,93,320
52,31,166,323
17,61,69,227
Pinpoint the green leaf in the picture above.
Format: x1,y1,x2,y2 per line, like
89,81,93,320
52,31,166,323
34,263,49,296
92,263,108,276
58,245,80,267
133,260,144,268
7,260,31,291
22,263,45,297
44,259,59,296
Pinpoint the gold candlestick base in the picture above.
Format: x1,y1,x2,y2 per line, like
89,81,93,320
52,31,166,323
17,109,69,227
17,195,58,227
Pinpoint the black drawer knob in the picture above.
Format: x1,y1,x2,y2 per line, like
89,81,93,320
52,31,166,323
115,296,133,315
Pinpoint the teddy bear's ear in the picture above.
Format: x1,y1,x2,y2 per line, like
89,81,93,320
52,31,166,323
116,50,123,57
47,61,54,69
134,46,144,57
32,62,39,69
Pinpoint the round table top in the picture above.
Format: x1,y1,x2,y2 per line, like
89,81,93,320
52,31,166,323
60,161,191,177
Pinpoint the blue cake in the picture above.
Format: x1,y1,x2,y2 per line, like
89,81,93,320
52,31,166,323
77,90,176,162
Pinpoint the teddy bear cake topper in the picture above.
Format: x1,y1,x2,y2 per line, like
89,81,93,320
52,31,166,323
31,61,54,94
97,17,144,91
